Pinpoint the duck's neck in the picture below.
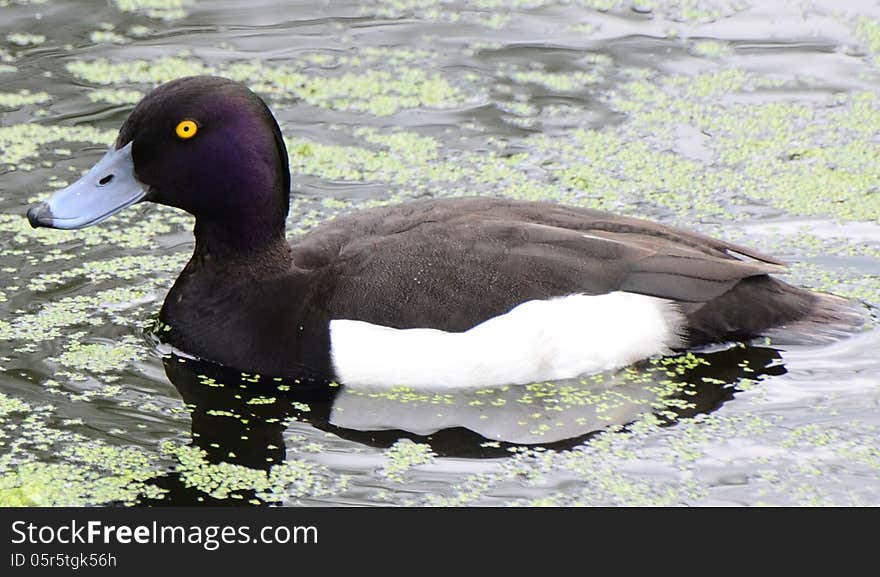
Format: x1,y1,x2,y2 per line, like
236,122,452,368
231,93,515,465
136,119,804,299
191,218,292,276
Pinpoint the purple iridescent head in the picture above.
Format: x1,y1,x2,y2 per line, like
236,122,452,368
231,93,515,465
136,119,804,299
28,76,291,249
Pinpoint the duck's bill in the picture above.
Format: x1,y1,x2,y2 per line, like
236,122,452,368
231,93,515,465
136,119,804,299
27,142,146,230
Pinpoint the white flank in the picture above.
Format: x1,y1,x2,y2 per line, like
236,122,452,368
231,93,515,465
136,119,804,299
330,292,684,389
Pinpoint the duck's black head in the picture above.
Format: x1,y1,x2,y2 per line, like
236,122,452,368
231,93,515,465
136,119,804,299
28,76,291,252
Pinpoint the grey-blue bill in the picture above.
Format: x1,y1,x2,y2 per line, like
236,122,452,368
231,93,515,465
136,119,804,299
27,142,146,229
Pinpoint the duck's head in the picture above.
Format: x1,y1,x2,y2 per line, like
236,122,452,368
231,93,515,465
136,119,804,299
28,76,290,250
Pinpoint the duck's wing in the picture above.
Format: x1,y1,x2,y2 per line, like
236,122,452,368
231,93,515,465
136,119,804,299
294,199,785,331
478,219,784,303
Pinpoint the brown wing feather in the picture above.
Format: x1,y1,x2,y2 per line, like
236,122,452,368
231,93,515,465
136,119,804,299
292,198,787,330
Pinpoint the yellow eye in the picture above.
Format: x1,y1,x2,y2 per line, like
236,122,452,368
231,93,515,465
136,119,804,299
175,120,198,139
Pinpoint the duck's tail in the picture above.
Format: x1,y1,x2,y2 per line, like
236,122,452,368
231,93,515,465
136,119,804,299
763,290,871,346
684,275,870,348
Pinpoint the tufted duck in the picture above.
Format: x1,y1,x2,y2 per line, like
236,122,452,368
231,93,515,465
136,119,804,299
27,76,862,388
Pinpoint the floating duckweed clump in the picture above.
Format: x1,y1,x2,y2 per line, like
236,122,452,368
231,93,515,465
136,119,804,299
856,16,880,59
285,128,587,213
340,351,732,444
363,0,509,28
341,46,441,68
352,385,455,406
748,423,880,506
360,0,745,26
65,56,213,85
286,130,448,185
6,33,45,46
744,229,880,261
112,0,191,21
545,412,880,506
227,59,471,115
26,254,188,292
0,124,114,168
0,461,159,506
0,394,164,506
87,88,143,105
690,39,731,58
0,392,29,419
0,442,163,506
498,100,539,120
66,56,468,116
594,68,880,223
127,25,153,37
511,69,602,92
789,261,880,307
1,284,163,346
2,204,189,251
54,336,144,377
0,90,50,108
382,439,436,482
245,396,277,406
88,30,129,45
163,443,340,501
534,128,725,218
356,128,441,165
417,412,773,506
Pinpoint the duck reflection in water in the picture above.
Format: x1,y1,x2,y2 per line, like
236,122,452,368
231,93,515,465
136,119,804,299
144,342,785,505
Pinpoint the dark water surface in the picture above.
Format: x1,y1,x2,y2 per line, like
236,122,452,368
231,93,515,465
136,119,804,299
1,0,879,506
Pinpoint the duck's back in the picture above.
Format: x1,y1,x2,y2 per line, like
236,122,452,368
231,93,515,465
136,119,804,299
294,197,820,344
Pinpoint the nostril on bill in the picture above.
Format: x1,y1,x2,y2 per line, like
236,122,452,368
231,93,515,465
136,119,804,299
98,174,114,186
